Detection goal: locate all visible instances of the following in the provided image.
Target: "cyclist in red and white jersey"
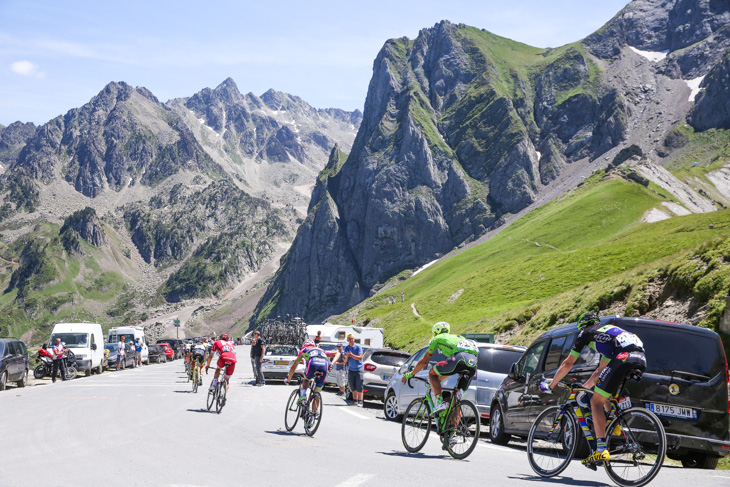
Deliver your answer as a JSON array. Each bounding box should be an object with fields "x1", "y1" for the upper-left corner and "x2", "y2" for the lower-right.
[{"x1": 205, "y1": 334, "x2": 237, "y2": 392}]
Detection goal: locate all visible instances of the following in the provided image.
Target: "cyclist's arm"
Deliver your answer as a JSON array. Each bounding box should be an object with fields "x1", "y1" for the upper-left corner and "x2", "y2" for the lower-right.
[
  {"x1": 549, "y1": 353, "x2": 578, "y2": 388},
  {"x1": 583, "y1": 356, "x2": 610, "y2": 389},
  {"x1": 410, "y1": 352, "x2": 431, "y2": 377},
  {"x1": 205, "y1": 348, "x2": 216, "y2": 369},
  {"x1": 286, "y1": 357, "x2": 302, "y2": 382}
]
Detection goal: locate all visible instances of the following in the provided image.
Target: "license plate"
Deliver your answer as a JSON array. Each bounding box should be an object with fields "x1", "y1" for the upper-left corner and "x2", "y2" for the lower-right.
[
  {"x1": 381, "y1": 373, "x2": 392, "y2": 381},
  {"x1": 618, "y1": 396, "x2": 632, "y2": 410},
  {"x1": 274, "y1": 361, "x2": 289, "y2": 365},
  {"x1": 645, "y1": 402, "x2": 697, "y2": 420}
]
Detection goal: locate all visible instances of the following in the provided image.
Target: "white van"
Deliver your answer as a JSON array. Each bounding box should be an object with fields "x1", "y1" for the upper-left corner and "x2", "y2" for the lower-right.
[
  {"x1": 107, "y1": 326, "x2": 149, "y2": 365},
  {"x1": 306, "y1": 323, "x2": 384, "y2": 348},
  {"x1": 50, "y1": 322, "x2": 105, "y2": 376}
]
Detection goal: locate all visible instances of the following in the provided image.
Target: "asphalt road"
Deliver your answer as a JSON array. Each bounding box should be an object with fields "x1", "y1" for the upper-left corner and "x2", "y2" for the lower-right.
[{"x1": 1, "y1": 348, "x2": 729, "y2": 487}]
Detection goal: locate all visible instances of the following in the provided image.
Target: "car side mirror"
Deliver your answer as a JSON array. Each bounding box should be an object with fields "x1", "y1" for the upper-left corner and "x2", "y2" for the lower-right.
[
  {"x1": 508, "y1": 362, "x2": 520, "y2": 380},
  {"x1": 91, "y1": 343, "x2": 97, "y2": 351}
]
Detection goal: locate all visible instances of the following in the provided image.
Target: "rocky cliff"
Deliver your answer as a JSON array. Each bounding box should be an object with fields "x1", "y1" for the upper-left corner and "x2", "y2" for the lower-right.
[{"x1": 252, "y1": 0, "x2": 730, "y2": 324}]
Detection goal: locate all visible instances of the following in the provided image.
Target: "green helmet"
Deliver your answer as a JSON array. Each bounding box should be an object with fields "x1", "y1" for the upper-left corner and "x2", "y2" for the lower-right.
[
  {"x1": 577, "y1": 311, "x2": 600, "y2": 330},
  {"x1": 432, "y1": 321, "x2": 450, "y2": 335}
]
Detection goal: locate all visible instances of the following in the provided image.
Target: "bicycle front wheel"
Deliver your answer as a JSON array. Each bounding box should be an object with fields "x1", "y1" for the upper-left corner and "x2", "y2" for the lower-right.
[
  {"x1": 402, "y1": 398, "x2": 432, "y2": 453},
  {"x1": 443, "y1": 399, "x2": 480, "y2": 460},
  {"x1": 605, "y1": 407, "x2": 666, "y2": 487},
  {"x1": 304, "y1": 391, "x2": 323, "y2": 437},
  {"x1": 206, "y1": 382, "x2": 216, "y2": 411},
  {"x1": 284, "y1": 389, "x2": 301, "y2": 431},
  {"x1": 216, "y1": 382, "x2": 227, "y2": 414},
  {"x1": 527, "y1": 406, "x2": 579, "y2": 477}
]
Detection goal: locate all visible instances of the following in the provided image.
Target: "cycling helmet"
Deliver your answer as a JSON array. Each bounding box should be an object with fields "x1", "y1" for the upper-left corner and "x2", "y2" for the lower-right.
[
  {"x1": 220, "y1": 333, "x2": 230, "y2": 341},
  {"x1": 576, "y1": 312, "x2": 600, "y2": 330},
  {"x1": 432, "y1": 321, "x2": 450, "y2": 335},
  {"x1": 302, "y1": 339, "x2": 315, "y2": 349}
]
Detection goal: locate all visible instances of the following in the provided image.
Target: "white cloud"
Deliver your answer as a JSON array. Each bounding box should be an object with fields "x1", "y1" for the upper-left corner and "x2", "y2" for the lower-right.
[{"x1": 10, "y1": 60, "x2": 44, "y2": 77}]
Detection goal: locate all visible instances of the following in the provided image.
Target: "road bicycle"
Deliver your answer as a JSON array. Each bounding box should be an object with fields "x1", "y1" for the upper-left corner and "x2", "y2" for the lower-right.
[
  {"x1": 206, "y1": 369, "x2": 229, "y2": 414},
  {"x1": 526, "y1": 368, "x2": 666, "y2": 487},
  {"x1": 191, "y1": 360, "x2": 202, "y2": 393},
  {"x1": 401, "y1": 371, "x2": 480, "y2": 460},
  {"x1": 284, "y1": 373, "x2": 324, "y2": 436}
]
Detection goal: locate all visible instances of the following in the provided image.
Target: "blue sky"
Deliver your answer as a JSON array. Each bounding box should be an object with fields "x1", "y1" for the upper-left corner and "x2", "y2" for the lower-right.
[{"x1": 0, "y1": 0, "x2": 630, "y2": 126}]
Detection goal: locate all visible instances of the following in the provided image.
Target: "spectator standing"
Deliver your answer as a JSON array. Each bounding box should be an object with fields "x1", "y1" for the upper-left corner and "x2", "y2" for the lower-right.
[
  {"x1": 250, "y1": 331, "x2": 266, "y2": 386},
  {"x1": 344, "y1": 334, "x2": 364, "y2": 407},
  {"x1": 116, "y1": 335, "x2": 126, "y2": 371},
  {"x1": 134, "y1": 338, "x2": 143, "y2": 367},
  {"x1": 314, "y1": 330, "x2": 322, "y2": 345},
  {"x1": 331, "y1": 343, "x2": 348, "y2": 396},
  {"x1": 401, "y1": 293, "x2": 404, "y2": 302},
  {"x1": 51, "y1": 337, "x2": 68, "y2": 383}
]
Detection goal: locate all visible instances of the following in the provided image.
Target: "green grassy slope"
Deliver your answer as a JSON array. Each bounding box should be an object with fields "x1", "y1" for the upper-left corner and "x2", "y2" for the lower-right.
[{"x1": 335, "y1": 172, "x2": 730, "y2": 354}]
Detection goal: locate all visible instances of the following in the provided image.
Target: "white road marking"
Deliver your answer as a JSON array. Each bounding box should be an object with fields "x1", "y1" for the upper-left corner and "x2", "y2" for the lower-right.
[
  {"x1": 340, "y1": 408, "x2": 369, "y2": 420},
  {"x1": 335, "y1": 474, "x2": 375, "y2": 487},
  {"x1": 477, "y1": 442, "x2": 518, "y2": 453}
]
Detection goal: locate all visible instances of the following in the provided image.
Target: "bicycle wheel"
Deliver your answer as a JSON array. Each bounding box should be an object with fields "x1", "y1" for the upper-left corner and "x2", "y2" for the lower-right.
[
  {"x1": 284, "y1": 389, "x2": 301, "y2": 431},
  {"x1": 192, "y1": 367, "x2": 199, "y2": 393},
  {"x1": 527, "y1": 406, "x2": 579, "y2": 477},
  {"x1": 401, "y1": 398, "x2": 432, "y2": 453},
  {"x1": 605, "y1": 407, "x2": 666, "y2": 487},
  {"x1": 65, "y1": 366, "x2": 77, "y2": 380},
  {"x1": 216, "y1": 381, "x2": 227, "y2": 414},
  {"x1": 304, "y1": 391, "x2": 323, "y2": 437},
  {"x1": 443, "y1": 399, "x2": 480, "y2": 460},
  {"x1": 206, "y1": 382, "x2": 217, "y2": 411}
]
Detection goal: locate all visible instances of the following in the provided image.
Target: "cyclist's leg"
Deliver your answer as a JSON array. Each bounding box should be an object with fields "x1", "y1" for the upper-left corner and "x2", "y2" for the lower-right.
[
  {"x1": 311, "y1": 368, "x2": 327, "y2": 412},
  {"x1": 223, "y1": 361, "x2": 235, "y2": 391},
  {"x1": 593, "y1": 353, "x2": 645, "y2": 439}
]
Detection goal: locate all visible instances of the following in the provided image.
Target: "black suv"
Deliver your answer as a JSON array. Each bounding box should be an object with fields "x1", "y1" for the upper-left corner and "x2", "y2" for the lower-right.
[
  {"x1": 490, "y1": 317, "x2": 730, "y2": 469},
  {"x1": 0, "y1": 338, "x2": 30, "y2": 390}
]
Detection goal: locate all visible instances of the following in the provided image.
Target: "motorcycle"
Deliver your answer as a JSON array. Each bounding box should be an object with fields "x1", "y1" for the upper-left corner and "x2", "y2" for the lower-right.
[{"x1": 34, "y1": 350, "x2": 78, "y2": 380}]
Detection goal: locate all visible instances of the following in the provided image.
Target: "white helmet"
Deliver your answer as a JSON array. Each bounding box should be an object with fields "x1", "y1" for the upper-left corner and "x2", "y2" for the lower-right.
[{"x1": 302, "y1": 339, "x2": 315, "y2": 349}]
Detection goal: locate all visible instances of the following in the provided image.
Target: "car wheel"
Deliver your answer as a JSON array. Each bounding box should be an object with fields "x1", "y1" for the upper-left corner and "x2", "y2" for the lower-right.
[
  {"x1": 681, "y1": 452, "x2": 719, "y2": 469},
  {"x1": 97, "y1": 363, "x2": 104, "y2": 375},
  {"x1": 0, "y1": 371, "x2": 7, "y2": 391},
  {"x1": 17, "y1": 369, "x2": 28, "y2": 388},
  {"x1": 489, "y1": 403, "x2": 511, "y2": 445},
  {"x1": 85, "y1": 367, "x2": 91, "y2": 377},
  {"x1": 383, "y1": 391, "x2": 401, "y2": 421}
]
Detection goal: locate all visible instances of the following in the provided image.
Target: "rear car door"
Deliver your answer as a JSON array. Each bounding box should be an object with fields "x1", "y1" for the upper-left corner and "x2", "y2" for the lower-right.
[
  {"x1": 399, "y1": 347, "x2": 428, "y2": 407},
  {"x1": 6, "y1": 342, "x2": 20, "y2": 380}
]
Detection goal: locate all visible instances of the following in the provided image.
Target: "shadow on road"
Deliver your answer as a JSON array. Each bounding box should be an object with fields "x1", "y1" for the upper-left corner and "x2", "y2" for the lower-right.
[
  {"x1": 507, "y1": 474, "x2": 606, "y2": 486},
  {"x1": 174, "y1": 390, "x2": 194, "y2": 393},
  {"x1": 265, "y1": 430, "x2": 306, "y2": 437},
  {"x1": 377, "y1": 450, "x2": 454, "y2": 460},
  {"x1": 186, "y1": 408, "x2": 213, "y2": 414}
]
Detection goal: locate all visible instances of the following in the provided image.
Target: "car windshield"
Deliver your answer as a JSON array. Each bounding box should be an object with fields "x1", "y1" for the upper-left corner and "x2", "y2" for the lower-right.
[
  {"x1": 318, "y1": 343, "x2": 337, "y2": 351},
  {"x1": 478, "y1": 348, "x2": 525, "y2": 374},
  {"x1": 51, "y1": 333, "x2": 88, "y2": 348},
  {"x1": 266, "y1": 346, "x2": 297, "y2": 356},
  {"x1": 371, "y1": 351, "x2": 409, "y2": 367}
]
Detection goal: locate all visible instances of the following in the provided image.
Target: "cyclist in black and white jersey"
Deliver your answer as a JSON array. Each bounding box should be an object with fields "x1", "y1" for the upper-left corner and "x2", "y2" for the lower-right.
[{"x1": 539, "y1": 312, "x2": 646, "y2": 466}]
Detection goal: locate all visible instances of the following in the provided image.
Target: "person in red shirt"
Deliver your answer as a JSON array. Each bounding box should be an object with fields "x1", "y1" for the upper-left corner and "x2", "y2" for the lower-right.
[{"x1": 205, "y1": 333, "x2": 237, "y2": 392}]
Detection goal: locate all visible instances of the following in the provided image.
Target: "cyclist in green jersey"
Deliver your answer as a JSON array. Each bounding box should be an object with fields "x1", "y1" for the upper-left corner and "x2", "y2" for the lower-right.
[{"x1": 401, "y1": 322, "x2": 478, "y2": 413}]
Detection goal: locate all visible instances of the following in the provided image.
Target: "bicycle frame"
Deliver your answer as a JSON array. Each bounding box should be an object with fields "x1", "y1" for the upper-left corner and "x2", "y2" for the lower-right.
[{"x1": 409, "y1": 376, "x2": 463, "y2": 434}]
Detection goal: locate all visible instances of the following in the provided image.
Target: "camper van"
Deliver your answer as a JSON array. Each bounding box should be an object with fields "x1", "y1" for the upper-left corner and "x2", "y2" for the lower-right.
[
  {"x1": 107, "y1": 326, "x2": 149, "y2": 365},
  {"x1": 50, "y1": 322, "x2": 105, "y2": 376},
  {"x1": 306, "y1": 323, "x2": 384, "y2": 348}
]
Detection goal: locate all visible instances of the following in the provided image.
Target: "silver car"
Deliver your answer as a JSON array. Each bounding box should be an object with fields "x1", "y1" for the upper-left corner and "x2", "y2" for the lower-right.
[
  {"x1": 361, "y1": 348, "x2": 410, "y2": 400},
  {"x1": 382, "y1": 343, "x2": 525, "y2": 422},
  {"x1": 260, "y1": 344, "x2": 304, "y2": 382}
]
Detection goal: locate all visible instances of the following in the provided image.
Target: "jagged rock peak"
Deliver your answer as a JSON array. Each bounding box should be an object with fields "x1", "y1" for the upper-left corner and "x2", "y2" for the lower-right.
[{"x1": 60, "y1": 207, "x2": 108, "y2": 248}]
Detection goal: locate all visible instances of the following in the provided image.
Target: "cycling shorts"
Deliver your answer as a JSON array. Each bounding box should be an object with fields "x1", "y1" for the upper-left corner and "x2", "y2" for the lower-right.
[
  {"x1": 305, "y1": 358, "x2": 328, "y2": 390},
  {"x1": 192, "y1": 352, "x2": 205, "y2": 365},
  {"x1": 432, "y1": 351, "x2": 477, "y2": 391},
  {"x1": 595, "y1": 351, "x2": 646, "y2": 398},
  {"x1": 217, "y1": 352, "x2": 237, "y2": 377}
]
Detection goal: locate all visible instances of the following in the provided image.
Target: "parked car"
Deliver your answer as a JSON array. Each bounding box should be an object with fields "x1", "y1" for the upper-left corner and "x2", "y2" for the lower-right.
[
  {"x1": 361, "y1": 348, "x2": 410, "y2": 401},
  {"x1": 156, "y1": 339, "x2": 182, "y2": 359},
  {"x1": 261, "y1": 344, "x2": 304, "y2": 382},
  {"x1": 0, "y1": 338, "x2": 29, "y2": 390},
  {"x1": 148, "y1": 344, "x2": 167, "y2": 363},
  {"x1": 490, "y1": 316, "x2": 730, "y2": 469},
  {"x1": 105, "y1": 342, "x2": 135, "y2": 370},
  {"x1": 156, "y1": 342, "x2": 174, "y2": 361}
]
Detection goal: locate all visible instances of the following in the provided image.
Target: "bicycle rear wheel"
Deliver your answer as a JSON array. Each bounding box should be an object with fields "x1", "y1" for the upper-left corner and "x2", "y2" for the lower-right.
[
  {"x1": 284, "y1": 389, "x2": 301, "y2": 431},
  {"x1": 192, "y1": 367, "x2": 199, "y2": 393},
  {"x1": 443, "y1": 399, "x2": 480, "y2": 459},
  {"x1": 402, "y1": 398, "x2": 432, "y2": 453},
  {"x1": 206, "y1": 382, "x2": 216, "y2": 411},
  {"x1": 304, "y1": 391, "x2": 323, "y2": 437},
  {"x1": 605, "y1": 407, "x2": 666, "y2": 487},
  {"x1": 527, "y1": 406, "x2": 579, "y2": 477},
  {"x1": 216, "y1": 381, "x2": 227, "y2": 413}
]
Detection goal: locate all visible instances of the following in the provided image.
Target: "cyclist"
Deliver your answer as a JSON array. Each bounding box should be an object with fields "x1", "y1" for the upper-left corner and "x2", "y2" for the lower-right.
[
  {"x1": 184, "y1": 340, "x2": 193, "y2": 377},
  {"x1": 539, "y1": 312, "x2": 646, "y2": 466},
  {"x1": 285, "y1": 339, "x2": 328, "y2": 413},
  {"x1": 205, "y1": 333, "x2": 237, "y2": 392},
  {"x1": 190, "y1": 340, "x2": 207, "y2": 377},
  {"x1": 401, "y1": 322, "x2": 478, "y2": 414}
]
